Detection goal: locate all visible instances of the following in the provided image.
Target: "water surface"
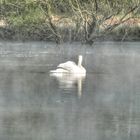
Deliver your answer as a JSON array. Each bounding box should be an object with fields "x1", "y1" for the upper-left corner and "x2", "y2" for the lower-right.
[{"x1": 0, "y1": 41, "x2": 140, "y2": 140}]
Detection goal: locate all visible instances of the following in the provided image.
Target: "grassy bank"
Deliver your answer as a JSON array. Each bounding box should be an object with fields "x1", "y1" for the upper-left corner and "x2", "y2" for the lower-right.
[
  {"x1": 0, "y1": 23, "x2": 139, "y2": 42},
  {"x1": 0, "y1": 0, "x2": 140, "y2": 43}
]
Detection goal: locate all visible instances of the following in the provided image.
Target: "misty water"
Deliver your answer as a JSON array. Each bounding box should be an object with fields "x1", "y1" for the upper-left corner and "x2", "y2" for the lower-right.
[{"x1": 0, "y1": 41, "x2": 140, "y2": 140}]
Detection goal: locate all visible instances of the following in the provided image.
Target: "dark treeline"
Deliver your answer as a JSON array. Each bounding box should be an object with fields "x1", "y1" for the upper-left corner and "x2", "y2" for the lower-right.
[{"x1": 0, "y1": 0, "x2": 140, "y2": 44}]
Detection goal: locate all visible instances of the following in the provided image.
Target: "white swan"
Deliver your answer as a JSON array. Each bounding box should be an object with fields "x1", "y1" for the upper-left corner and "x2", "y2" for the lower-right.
[{"x1": 50, "y1": 55, "x2": 86, "y2": 75}]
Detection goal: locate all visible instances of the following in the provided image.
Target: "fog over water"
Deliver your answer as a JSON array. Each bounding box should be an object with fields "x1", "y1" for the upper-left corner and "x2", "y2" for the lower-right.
[{"x1": 0, "y1": 41, "x2": 140, "y2": 140}]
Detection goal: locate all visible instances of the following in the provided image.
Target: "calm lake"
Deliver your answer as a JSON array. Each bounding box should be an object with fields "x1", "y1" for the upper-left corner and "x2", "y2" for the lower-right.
[{"x1": 0, "y1": 41, "x2": 140, "y2": 140}]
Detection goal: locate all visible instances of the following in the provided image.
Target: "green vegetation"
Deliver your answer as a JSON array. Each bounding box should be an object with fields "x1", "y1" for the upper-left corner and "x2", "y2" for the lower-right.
[{"x1": 0, "y1": 0, "x2": 140, "y2": 44}]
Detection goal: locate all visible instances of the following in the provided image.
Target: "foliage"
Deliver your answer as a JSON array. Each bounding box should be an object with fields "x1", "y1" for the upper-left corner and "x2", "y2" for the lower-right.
[{"x1": 0, "y1": 0, "x2": 139, "y2": 43}]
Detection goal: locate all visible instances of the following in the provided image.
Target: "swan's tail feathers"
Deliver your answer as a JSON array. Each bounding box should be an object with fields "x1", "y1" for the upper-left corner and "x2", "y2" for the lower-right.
[
  {"x1": 50, "y1": 69, "x2": 59, "y2": 73},
  {"x1": 50, "y1": 68, "x2": 69, "y2": 73}
]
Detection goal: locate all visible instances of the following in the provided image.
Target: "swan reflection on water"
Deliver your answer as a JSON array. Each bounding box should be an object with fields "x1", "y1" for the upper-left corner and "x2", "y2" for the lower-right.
[
  {"x1": 50, "y1": 73, "x2": 86, "y2": 97},
  {"x1": 50, "y1": 55, "x2": 86, "y2": 97}
]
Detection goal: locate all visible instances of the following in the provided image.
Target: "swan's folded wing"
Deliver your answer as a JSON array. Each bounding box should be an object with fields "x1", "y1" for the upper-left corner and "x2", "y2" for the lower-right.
[{"x1": 57, "y1": 61, "x2": 77, "y2": 72}]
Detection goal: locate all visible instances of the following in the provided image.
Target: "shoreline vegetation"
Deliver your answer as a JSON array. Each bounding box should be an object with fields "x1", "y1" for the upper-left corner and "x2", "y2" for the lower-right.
[{"x1": 0, "y1": 0, "x2": 140, "y2": 44}]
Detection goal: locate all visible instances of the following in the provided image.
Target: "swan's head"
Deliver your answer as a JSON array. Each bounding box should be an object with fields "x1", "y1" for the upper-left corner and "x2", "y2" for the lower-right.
[{"x1": 78, "y1": 55, "x2": 83, "y2": 66}]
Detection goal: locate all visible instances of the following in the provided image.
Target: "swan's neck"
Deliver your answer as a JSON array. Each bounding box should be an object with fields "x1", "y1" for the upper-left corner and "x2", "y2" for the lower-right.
[{"x1": 78, "y1": 55, "x2": 83, "y2": 66}]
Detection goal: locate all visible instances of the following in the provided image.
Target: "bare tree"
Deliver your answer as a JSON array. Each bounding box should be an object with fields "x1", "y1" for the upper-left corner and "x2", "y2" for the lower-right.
[
  {"x1": 38, "y1": 0, "x2": 62, "y2": 43},
  {"x1": 69, "y1": 0, "x2": 139, "y2": 44},
  {"x1": 1, "y1": 0, "x2": 139, "y2": 43}
]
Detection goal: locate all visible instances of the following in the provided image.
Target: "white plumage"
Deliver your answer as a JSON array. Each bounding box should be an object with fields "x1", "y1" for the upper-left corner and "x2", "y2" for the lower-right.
[{"x1": 50, "y1": 55, "x2": 86, "y2": 75}]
